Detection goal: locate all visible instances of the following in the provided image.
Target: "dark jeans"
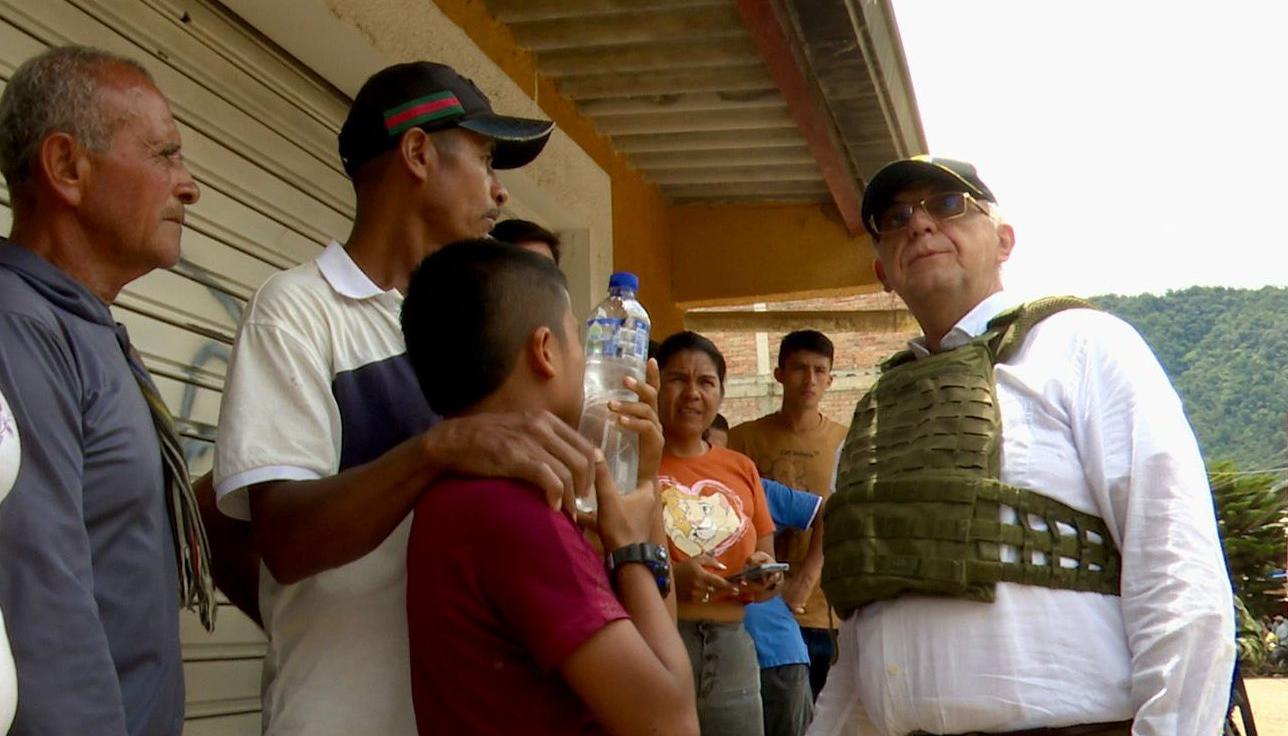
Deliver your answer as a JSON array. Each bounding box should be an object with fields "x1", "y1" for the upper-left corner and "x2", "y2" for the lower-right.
[
  {"x1": 800, "y1": 627, "x2": 835, "y2": 700},
  {"x1": 679, "y1": 620, "x2": 765, "y2": 736},
  {"x1": 760, "y1": 663, "x2": 813, "y2": 736}
]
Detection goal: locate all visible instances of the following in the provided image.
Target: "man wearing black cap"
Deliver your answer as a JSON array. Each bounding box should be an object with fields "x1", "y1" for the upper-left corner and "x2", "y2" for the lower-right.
[
  {"x1": 809, "y1": 157, "x2": 1234, "y2": 735},
  {"x1": 213, "y1": 62, "x2": 596, "y2": 736}
]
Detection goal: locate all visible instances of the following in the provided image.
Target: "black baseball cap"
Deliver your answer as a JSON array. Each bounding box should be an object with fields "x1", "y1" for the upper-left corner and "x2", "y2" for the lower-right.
[
  {"x1": 861, "y1": 156, "x2": 997, "y2": 236},
  {"x1": 338, "y1": 61, "x2": 555, "y2": 177}
]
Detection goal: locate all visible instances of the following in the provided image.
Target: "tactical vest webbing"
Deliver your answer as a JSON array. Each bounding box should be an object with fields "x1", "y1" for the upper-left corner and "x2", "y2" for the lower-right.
[{"x1": 821, "y1": 297, "x2": 1122, "y2": 619}]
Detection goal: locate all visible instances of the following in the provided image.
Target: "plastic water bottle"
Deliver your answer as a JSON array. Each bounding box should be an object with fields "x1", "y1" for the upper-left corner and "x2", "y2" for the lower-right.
[{"x1": 577, "y1": 272, "x2": 650, "y2": 514}]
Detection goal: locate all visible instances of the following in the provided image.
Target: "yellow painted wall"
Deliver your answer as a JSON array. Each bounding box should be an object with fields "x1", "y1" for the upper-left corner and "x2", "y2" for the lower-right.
[
  {"x1": 429, "y1": 0, "x2": 684, "y2": 336},
  {"x1": 668, "y1": 203, "x2": 879, "y2": 307}
]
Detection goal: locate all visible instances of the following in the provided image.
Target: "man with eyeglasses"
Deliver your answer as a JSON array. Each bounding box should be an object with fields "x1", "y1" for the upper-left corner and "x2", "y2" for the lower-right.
[{"x1": 809, "y1": 157, "x2": 1234, "y2": 736}]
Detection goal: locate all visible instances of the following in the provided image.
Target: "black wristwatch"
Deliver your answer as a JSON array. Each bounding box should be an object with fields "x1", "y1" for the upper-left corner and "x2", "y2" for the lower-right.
[{"x1": 607, "y1": 542, "x2": 671, "y2": 598}]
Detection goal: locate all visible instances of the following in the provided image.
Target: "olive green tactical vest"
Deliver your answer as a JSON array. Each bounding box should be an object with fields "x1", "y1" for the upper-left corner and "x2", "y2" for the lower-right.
[{"x1": 821, "y1": 297, "x2": 1122, "y2": 620}]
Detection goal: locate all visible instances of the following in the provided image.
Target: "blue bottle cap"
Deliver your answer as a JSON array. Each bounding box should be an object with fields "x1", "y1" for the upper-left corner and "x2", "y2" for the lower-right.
[{"x1": 608, "y1": 272, "x2": 639, "y2": 291}]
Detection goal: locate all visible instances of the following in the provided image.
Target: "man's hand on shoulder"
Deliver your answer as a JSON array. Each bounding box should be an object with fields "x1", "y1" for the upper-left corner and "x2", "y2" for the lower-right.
[{"x1": 424, "y1": 411, "x2": 596, "y2": 516}]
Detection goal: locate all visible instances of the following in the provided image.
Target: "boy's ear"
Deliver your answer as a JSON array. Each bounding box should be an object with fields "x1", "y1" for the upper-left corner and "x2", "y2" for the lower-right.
[{"x1": 529, "y1": 326, "x2": 559, "y2": 380}]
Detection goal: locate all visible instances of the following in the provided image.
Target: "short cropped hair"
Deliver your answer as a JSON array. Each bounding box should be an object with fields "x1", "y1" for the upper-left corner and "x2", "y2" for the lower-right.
[
  {"x1": 401, "y1": 239, "x2": 570, "y2": 417},
  {"x1": 710, "y1": 413, "x2": 730, "y2": 432},
  {"x1": 490, "y1": 219, "x2": 562, "y2": 264},
  {"x1": 351, "y1": 127, "x2": 463, "y2": 194},
  {"x1": 0, "y1": 45, "x2": 151, "y2": 197},
  {"x1": 654, "y1": 331, "x2": 726, "y2": 388},
  {"x1": 777, "y1": 330, "x2": 834, "y2": 368}
]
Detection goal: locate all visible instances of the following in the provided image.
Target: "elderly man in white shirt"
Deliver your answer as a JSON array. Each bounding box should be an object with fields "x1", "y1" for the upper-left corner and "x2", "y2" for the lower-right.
[{"x1": 809, "y1": 157, "x2": 1234, "y2": 736}]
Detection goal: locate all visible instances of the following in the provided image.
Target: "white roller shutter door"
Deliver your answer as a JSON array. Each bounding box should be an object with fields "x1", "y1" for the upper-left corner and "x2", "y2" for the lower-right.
[{"x1": 1, "y1": 1, "x2": 355, "y2": 732}]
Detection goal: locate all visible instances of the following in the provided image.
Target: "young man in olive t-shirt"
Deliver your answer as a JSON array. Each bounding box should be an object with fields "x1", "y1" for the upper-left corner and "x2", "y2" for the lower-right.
[{"x1": 728, "y1": 330, "x2": 847, "y2": 701}]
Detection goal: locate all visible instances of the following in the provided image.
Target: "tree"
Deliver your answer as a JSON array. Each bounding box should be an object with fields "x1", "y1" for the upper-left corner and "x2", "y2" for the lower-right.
[
  {"x1": 1094, "y1": 286, "x2": 1288, "y2": 469},
  {"x1": 1211, "y1": 461, "x2": 1288, "y2": 623}
]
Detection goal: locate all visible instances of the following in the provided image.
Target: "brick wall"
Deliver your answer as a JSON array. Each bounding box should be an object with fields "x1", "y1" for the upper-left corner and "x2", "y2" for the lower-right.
[{"x1": 676, "y1": 293, "x2": 920, "y2": 428}]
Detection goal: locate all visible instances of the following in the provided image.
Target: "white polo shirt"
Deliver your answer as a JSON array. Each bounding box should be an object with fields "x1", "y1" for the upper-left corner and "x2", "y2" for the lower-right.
[{"x1": 215, "y1": 241, "x2": 436, "y2": 736}]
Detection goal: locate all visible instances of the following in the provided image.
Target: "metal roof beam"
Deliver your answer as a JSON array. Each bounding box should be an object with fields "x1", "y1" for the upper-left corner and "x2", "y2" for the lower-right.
[
  {"x1": 507, "y1": 5, "x2": 744, "y2": 51},
  {"x1": 842, "y1": 0, "x2": 928, "y2": 161},
  {"x1": 577, "y1": 90, "x2": 784, "y2": 116},
  {"x1": 735, "y1": 0, "x2": 864, "y2": 234},
  {"x1": 630, "y1": 146, "x2": 815, "y2": 169},
  {"x1": 662, "y1": 180, "x2": 829, "y2": 199},
  {"x1": 536, "y1": 38, "x2": 759, "y2": 75},
  {"x1": 612, "y1": 127, "x2": 802, "y2": 153},
  {"x1": 650, "y1": 164, "x2": 821, "y2": 185},
  {"x1": 593, "y1": 106, "x2": 794, "y2": 135},
  {"x1": 557, "y1": 65, "x2": 771, "y2": 99},
  {"x1": 489, "y1": 0, "x2": 728, "y2": 23}
]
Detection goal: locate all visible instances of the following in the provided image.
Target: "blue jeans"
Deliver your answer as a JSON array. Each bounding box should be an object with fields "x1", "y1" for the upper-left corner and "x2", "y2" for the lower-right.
[{"x1": 679, "y1": 620, "x2": 765, "y2": 736}]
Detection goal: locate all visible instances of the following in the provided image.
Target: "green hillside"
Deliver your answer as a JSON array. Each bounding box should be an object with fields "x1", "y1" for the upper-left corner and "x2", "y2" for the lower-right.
[{"x1": 1093, "y1": 286, "x2": 1288, "y2": 470}]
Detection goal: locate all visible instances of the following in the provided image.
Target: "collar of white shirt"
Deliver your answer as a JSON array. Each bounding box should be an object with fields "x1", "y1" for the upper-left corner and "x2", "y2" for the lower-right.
[
  {"x1": 316, "y1": 240, "x2": 388, "y2": 300},
  {"x1": 907, "y1": 290, "x2": 1025, "y2": 359}
]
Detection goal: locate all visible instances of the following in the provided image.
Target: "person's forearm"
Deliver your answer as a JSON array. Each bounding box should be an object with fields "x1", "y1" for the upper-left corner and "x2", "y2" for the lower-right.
[
  {"x1": 195, "y1": 473, "x2": 262, "y2": 626},
  {"x1": 617, "y1": 565, "x2": 694, "y2": 707},
  {"x1": 1121, "y1": 485, "x2": 1235, "y2": 735},
  {"x1": 250, "y1": 430, "x2": 437, "y2": 584},
  {"x1": 800, "y1": 514, "x2": 825, "y2": 581},
  {"x1": 1125, "y1": 583, "x2": 1233, "y2": 734}
]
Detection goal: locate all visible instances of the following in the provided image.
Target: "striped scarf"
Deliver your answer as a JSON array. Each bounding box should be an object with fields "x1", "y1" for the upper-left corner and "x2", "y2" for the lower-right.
[{"x1": 117, "y1": 330, "x2": 217, "y2": 631}]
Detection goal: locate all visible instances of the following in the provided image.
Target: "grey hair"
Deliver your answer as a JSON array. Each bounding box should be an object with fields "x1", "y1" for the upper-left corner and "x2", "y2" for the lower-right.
[
  {"x1": 0, "y1": 45, "x2": 152, "y2": 194},
  {"x1": 978, "y1": 199, "x2": 1006, "y2": 226}
]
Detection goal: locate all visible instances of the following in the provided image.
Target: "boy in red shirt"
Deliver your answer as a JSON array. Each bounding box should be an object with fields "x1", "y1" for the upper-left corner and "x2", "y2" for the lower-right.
[{"x1": 399, "y1": 240, "x2": 698, "y2": 736}]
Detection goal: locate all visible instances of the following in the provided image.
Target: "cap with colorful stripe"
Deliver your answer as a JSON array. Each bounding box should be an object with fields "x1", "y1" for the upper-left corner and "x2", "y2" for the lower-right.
[
  {"x1": 384, "y1": 91, "x2": 467, "y2": 136},
  {"x1": 339, "y1": 61, "x2": 555, "y2": 176}
]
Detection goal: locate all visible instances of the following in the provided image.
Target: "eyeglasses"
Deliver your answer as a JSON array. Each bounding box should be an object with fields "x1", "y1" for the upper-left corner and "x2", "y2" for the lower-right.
[{"x1": 869, "y1": 191, "x2": 989, "y2": 236}]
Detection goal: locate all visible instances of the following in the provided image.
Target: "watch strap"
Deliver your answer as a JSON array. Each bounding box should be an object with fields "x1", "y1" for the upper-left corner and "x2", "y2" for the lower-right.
[{"x1": 607, "y1": 542, "x2": 671, "y2": 597}]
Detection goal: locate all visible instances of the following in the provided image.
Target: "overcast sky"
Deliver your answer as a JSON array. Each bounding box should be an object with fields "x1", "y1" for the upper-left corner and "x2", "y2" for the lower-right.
[{"x1": 890, "y1": 0, "x2": 1288, "y2": 299}]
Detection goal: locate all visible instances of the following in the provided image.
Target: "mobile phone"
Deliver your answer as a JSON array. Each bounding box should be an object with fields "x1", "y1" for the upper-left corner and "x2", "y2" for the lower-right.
[{"x1": 727, "y1": 562, "x2": 789, "y2": 583}]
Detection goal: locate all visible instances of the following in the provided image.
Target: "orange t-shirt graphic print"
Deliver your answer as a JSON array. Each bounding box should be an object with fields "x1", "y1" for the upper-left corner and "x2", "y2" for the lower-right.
[
  {"x1": 660, "y1": 477, "x2": 750, "y2": 559},
  {"x1": 658, "y1": 445, "x2": 774, "y2": 577}
]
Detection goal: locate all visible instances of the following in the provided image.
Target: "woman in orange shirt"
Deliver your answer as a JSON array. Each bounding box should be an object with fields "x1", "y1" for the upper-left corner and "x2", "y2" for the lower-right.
[{"x1": 654, "y1": 331, "x2": 782, "y2": 735}]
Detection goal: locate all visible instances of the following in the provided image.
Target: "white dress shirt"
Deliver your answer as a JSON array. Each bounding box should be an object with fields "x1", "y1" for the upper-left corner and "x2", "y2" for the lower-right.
[{"x1": 809, "y1": 291, "x2": 1235, "y2": 736}]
